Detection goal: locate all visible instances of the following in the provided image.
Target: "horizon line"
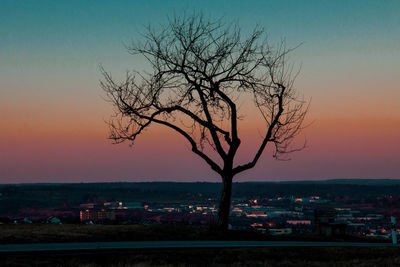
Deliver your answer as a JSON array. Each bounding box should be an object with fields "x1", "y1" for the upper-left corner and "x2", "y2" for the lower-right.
[{"x1": 1, "y1": 177, "x2": 400, "y2": 185}]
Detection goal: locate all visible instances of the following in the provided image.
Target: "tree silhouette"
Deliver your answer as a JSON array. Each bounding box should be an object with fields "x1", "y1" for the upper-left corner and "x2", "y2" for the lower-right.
[{"x1": 101, "y1": 14, "x2": 308, "y2": 229}]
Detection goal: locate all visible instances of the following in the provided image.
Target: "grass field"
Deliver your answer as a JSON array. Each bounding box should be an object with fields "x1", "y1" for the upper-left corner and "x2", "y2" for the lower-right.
[
  {"x1": 0, "y1": 224, "x2": 388, "y2": 244},
  {"x1": 0, "y1": 224, "x2": 209, "y2": 244}
]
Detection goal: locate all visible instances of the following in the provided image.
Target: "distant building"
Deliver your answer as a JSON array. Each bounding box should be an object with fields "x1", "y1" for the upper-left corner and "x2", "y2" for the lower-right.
[
  {"x1": 287, "y1": 220, "x2": 311, "y2": 225},
  {"x1": 46, "y1": 216, "x2": 61, "y2": 224},
  {"x1": 14, "y1": 218, "x2": 32, "y2": 224},
  {"x1": 269, "y1": 228, "x2": 292, "y2": 235},
  {"x1": 314, "y1": 208, "x2": 347, "y2": 236},
  {"x1": 80, "y1": 209, "x2": 115, "y2": 222}
]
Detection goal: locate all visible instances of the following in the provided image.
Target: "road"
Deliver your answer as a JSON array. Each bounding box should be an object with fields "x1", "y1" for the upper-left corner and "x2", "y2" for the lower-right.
[{"x1": 0, "y1": 241, "x2": 398, "y2": 252}]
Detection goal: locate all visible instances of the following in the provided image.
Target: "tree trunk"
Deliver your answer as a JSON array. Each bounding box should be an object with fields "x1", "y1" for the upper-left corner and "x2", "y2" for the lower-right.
[{"x1": 217, "y1": 173, "x2": 233, "y2": 230}]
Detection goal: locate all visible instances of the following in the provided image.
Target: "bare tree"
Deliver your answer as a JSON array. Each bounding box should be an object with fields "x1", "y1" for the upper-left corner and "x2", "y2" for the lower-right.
[{"x1": 101, "y1": 14, "x2": 308, "y2": 230}]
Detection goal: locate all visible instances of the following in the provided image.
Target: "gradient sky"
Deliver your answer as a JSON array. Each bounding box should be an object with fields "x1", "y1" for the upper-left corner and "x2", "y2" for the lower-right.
[{"x1": 1, "y1": 0, "x2": 399, "y2": 183}]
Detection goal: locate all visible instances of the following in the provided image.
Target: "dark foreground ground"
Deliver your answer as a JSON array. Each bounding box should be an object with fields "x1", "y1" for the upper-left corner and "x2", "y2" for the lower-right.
[
  {"x1": 0, "y1": 225, "x2": 395, "y2": 266},
  {"x1": 2, "y1": 247, "x2": 400, "y2": 266}
]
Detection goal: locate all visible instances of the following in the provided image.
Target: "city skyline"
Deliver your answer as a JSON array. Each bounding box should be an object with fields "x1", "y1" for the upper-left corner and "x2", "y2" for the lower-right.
[{"x1": 1, "y1": 0, "x2": 400, "y2": 183}]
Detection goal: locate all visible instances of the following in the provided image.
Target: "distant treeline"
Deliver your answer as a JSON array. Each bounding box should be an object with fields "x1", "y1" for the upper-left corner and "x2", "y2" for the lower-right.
[{"x1": 1, "y1": 180, "x2": 400, "y2": 202}]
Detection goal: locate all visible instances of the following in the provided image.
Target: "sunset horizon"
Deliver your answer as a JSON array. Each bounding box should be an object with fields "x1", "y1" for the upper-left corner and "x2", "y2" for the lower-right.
[{"x1": 2, "y1": 0, "x2": 399, "y2": 184}]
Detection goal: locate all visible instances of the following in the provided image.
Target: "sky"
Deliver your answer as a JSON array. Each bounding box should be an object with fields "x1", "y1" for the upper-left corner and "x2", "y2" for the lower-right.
[{"x1": 1, "y1": 0, "x2": 399, "y2": 183}]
